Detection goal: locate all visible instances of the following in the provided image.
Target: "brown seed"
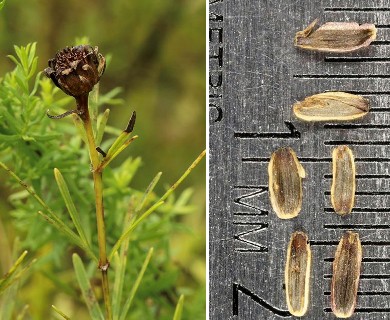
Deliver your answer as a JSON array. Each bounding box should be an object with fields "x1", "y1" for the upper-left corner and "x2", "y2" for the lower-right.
[
  {"x1": 293, "y1": 92, "x2": 369, "y2": 122},
  {"x1": 331, "y1": 231, "x2": 362, "y2": 318},
  {"x1": 285, "y1": 231, "x2": 311, "y2": 317},
  {"x1": 331, "y1": 146, "x2": 355, "y2": 215},
  {"x1": 268, "y1": 147, "x2": 305, "y2": 219},
  {"x1": 295, "y1": 19, "x2": 377, "y2": 52}
]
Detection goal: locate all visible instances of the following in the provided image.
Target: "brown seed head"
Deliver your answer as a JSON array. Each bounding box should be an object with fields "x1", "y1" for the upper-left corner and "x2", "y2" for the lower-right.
[{"x1": 44, "y1": 45, "x2": 106, "y2": 98}]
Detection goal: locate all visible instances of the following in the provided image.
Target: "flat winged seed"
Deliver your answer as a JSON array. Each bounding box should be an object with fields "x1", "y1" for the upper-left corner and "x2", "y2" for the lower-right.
[
  {"x1": 331, "y1": 146, "x2": 355, "y2": 215},
  {"x1": 268, "y1": 147, "x2": 305, "y2": 219},
  {"x1": 293, "y1": 92, "x2": 369, "y2": 122},
  {"x1": 331, "y1": 232, "x2": 362, "y2": 318},
  {"x1": 285, "y1": 231, "x2": 311, "y2": 317},
  {"x1": 295, "y1": 20, "x2": 377, "y2": 52}
]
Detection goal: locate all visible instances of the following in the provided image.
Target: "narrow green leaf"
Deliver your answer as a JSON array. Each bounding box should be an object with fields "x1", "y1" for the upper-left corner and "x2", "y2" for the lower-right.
[
  {"x1": 97, "y1": 87, "x2": 123, "y2": 107},
  {"x1": 112, "y1": 197, "x2": 138, "y2": 320},
  {"x1": 54, "y1": 168, "x2": 89, "y2": 246},
  {"x1": 0, "y1": 134, "x2": 20, "y2": 142},
  {"x1": 72, "y1": 114, "x2": 88, "y2": 144},
  {"x1": 89, "y1": 84, "x2": 99, "y2": 134},
  {"x1": 110, "y1": 150, "x2": 205, "y2": 259},
  {"x1": 16, "y1": 305, "x2": 29, "y2": 320},
  {"x1": 96, "y1": 108, "x2": 110, "y2": 146},
  {"x1": 72, "y1": 254, "x2": 104, "y2": 320},
  {"x1": 0, "y1": 161, "x2": 96, "y2": 261},
  {"x1": 0, "y1": 0, "x2": 5, "y2": 10},
  {"x1": 2, "y1": 109, "x2": 24, "y2": 132},
  {"x1": 7, "y1": 55, "x2": 19, "y2": 67},
  {"x1": 137, "y1": 172, "x2": 162, "y2": 211},
  {"x1": 0, "y1": 250, "x2": 27, "y2": 294},
  {"x1": 119, "y1": 248, "x2": 154, "y2": 320},
  {"x1": 99, "y1": 136, "x2": 138, "y2": 170},
  {"x1": 31, "y1": 133, "x2": 63, "y2": 141},
  {"x1": 28, "y1": 43, "x2": 36, "y2": 66},
  {"x1": 109, "y1": 201, "x2": 164, "y2": 260},
  {"x1": 0, "y1": 255, "x2": 36, "y2": 295},
  {"x1": 106, "y1": 131, "x2": 131, "y2": 158},
  {"x1": 52, "y1": 305, "x2": 71, "y2": 320},
  {"x1": 159, "y1": 150, "x2": 206, "y2": 203},
  {"x1": 173, "y1": 295, "x2": 185, "y2": 320},
  {"x1": 37, "y1": 211, "x2": 95, "y2": 262},
  {"x1": 0, "y1": 285, "x2": 17, "y2": 320},
  {"x1": 111, "y1": 253, "x2": 123, "y2": 320}
]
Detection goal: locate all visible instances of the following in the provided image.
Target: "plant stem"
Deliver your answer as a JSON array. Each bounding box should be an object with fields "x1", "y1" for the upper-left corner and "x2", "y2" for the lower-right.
[{"x1": 77, "y1": 95, "x2": 112, "y2": 320}]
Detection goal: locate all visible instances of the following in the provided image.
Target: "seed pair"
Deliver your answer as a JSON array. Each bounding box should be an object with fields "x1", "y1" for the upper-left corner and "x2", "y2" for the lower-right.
[
  {"x1": 285, "y1": 231, "x2": 362, "y2": 318},
  {"x1": 268, "y1": 146, "x2": 355, "y2": 218}
]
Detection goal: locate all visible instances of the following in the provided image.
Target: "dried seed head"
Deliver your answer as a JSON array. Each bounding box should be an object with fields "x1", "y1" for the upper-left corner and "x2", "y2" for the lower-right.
[
  {"x1": 293, "y1": 92, "x2": 369, "y2": 122},
  {"x1": 295, "y1": 20, "x2": 377, "y2": 52},
  {"x1": 268, "y1": 147, "x2": 305, "y2": 219},
  {"x1": 331, "y1": 231, "x2": 362, "y2": 318},
  {"x1": 331, "y1": 146, "x2": 355, "y2": 215},
  {"x1": 285, "y1": 231, "x2": 311, "y2": 317},
  {"x1": 44, "y1": 45, "x2": 106, "y2": 98}
]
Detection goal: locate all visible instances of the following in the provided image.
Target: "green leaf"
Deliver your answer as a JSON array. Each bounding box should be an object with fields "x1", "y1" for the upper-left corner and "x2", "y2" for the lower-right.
[
  {"x1": 159, "y1": 150, "x2": 205, "y2": 203},
  {"x1": 0, "y1": 134, "x2": 20, "y2": 142},
  {"x1": 99, "y1": 136, "x2": 138, "y2": 170},
  {"x1": 72, "y1": 254, "x2": 104, "y2": 320},
  {"x1": 119, "y1": 248, "x2": 154, "y2": 320},
  {"x1": 0, "y1": 250, "x2": 27, "y2": 294},
  {"x1": 105, "y1": 131, "x2": 132, "y2": 159},
  {"x1": 72, "y1": 114, "x2": 88, "y2": 144},
  {"x1": 16, "y1": 305, "x2": 29, "y2": 320},
  {"x1": 109, "y1": 201, "x2": 164, "y2": 260},
  {"x1": 52, "y1": 305, "x2": 71, "y2": 320},
  {"x1": 0, "y1": 0, "x2": 5, "y2": 10},
  {"x1": 111, "y1": 252, "x2": 124, "y2": 320},
  {"x1": 97, "y1": 87, "x2": 123, "y2": 106},
  {"x1": 173, "y1": 295, "x2": 185, "y2": 320},
  {"x1": 109, "y1": 150, "x2": 205, "y2": 259},
  {"x1": 0, "y1": 161, "x2": 97, "y2": 262},
  {"x1": 54, "y1": 168, "x2": 90, "y2": 247},
  {"x1": 0, "y1": 251, "x2": 36, "y2": 295},
  {"x1": 112, "y1": 197, "x2": 137, "y2": 320},
  {"x1": 135, "y1": 172, "x2": 162, "y2": 213},
  {"x1": 96, "y1": 108, "x2": 110, "y2": 146}
]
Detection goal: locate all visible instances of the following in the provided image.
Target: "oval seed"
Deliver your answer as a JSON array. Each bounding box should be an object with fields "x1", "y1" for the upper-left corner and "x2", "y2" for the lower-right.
[
  {"x1": 295, "y1": 20, "x2": 377, "y2": 52},
  {"x1": 331, "y1": 146, "x2": 355, "y2": 215},
  {"x1": 268, "y1": 147, "x2": 305, "y2": 219},
  {"x1": 331, "y1": 231, "x2": 362, "y2": 318},
  {"x1": 293, "y1": 92, "x2": 369, "y2": 122},
  {"x1": 285, "y1": 231, "x2": 311, "y2": 317}
]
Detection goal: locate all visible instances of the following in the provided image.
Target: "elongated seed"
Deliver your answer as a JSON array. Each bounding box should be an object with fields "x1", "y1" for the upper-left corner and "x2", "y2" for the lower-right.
[
  {"x1": 331, "y1": 232, "x2": 362, "y2": 318},
  {"x1": 295, "y1": 20, "x2": 377, "y2": 52},
  {"x1": 285, "y1": 231, "x2": 311, "y2": 317},
  {"x1": 331, "y1": 146, "x2": 355, "y2": 215},
  {"x1": 268, "y1": 147, "x2": 305, "y2": 219},
  {"x1": 293, "y1": 92, "x2": 369, "y2": 122}
]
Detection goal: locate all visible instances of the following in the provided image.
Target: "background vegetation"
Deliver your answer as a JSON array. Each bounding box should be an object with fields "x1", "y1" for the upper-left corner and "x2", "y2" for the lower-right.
[{"x1": 0, "y1": 1, "x2": 205, "y2": 319}]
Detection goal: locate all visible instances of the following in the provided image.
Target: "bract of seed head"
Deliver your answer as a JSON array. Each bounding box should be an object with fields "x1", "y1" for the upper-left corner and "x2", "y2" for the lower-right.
[{"x1": 44, "y1": 45, "x2": 106, "y2": 97}]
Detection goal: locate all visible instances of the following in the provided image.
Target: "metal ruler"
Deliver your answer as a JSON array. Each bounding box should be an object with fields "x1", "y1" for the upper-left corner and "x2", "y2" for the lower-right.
[{"x1": 209, "y1": 0, "x2": 390, "y2": 319}]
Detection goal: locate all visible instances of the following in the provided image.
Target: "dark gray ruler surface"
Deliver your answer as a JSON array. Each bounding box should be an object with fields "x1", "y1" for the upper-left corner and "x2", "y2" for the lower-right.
[{"x1": 209, "y1": 0, "x2": 390, "y2": 319}]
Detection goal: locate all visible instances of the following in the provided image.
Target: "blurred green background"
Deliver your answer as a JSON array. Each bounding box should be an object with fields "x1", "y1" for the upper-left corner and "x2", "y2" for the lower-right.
[{"x1": 0, "y1": 0, "x2": 205, "y2": 318}]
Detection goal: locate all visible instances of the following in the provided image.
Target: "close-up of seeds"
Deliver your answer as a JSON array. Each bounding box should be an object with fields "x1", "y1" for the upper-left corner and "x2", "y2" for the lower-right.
[
  {"x1": 295, "y1": 20, "x2": 377, "y2": 52},
  {"x1": 331, "y1": 146, "x2": 356, "y2": 215},
  {"x1": 331, "y1": 231, "x2": 362, "y2": 319},
  {"x1": 268, "y1": 147, "x2": 305, "y2": 219},
  {"x1": 293, "y1": 92, "x2": 369, "y2": 122},
  {"x1": 285, "y1": 231, "x2": 311, "y2": 317}
]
